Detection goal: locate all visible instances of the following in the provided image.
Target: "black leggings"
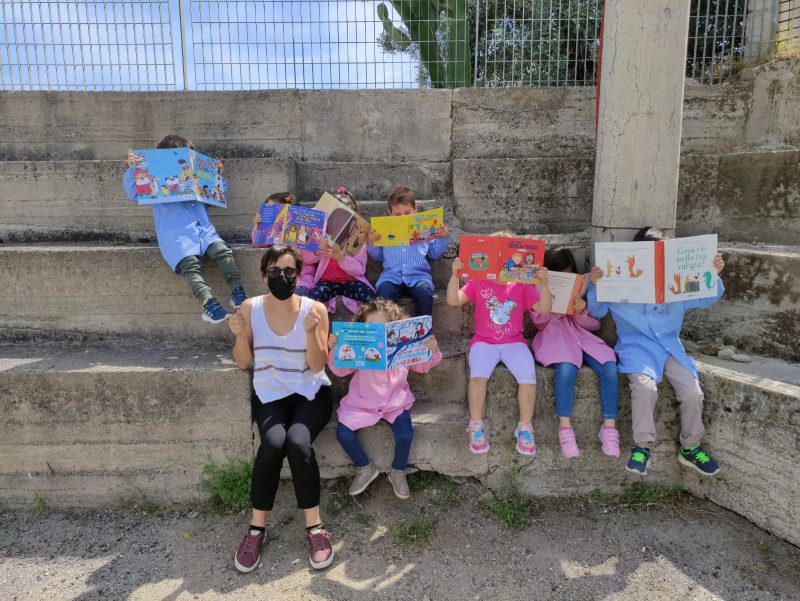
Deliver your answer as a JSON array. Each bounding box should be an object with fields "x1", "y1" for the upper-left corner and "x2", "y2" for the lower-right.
[{"x1": 250, "y1": 387, "x2": 333, "y2": 511}]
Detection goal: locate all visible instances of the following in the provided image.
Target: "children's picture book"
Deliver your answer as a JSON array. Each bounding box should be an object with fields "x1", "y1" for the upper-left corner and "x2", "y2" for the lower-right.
[
  {"x1": 458, "y1": 235, "x2": 546, "y2": 285},
  {"x1": 547, "y1": 271, "x2": 587, "y2": 315},
  {"x1": 595, "y1": 234, "x2": 718, "y2": 304},
  {"x1": 370, "y1": 208, "x2": 445, "y2": 246},
  {"x1": 253, "y1": 204, "x2": 325, "y2": 251},
  {"x1": 131, "y1": 148, "x2": 226, "y2": 208},
  {"x1": 332, "y1": 316, "x2": 433, "y2": 371},
  {"x1": 314, "y1": 192, "x2": 371, "y2": 256}
]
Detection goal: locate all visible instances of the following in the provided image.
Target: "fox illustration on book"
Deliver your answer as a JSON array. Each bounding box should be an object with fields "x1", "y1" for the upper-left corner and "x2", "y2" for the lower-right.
[
  {"x1": 669, "y1": 273, "x2": 702, "y2": 294},
  {"x1": 669, "y1": 273, "x2": 682, "y2": 294},
  {"x1": 625, "y1": 255, "x2": 643, "y2": 278}
]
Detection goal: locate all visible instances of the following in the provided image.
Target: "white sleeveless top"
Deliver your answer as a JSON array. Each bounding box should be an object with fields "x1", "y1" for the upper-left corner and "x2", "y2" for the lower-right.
[{"x1": 251, "y1": 295, "x2": 331, "y2": 404}]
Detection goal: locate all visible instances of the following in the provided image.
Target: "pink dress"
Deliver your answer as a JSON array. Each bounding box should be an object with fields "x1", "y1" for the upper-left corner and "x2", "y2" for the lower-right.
[
  {"x1": 298, "y1": 246, "x2": 375, "y2": 313},
  {"x1": 328, "y1": 350, "x2": 443, "y2": 430},
  {"x1": 531, "y1": 309, "x2": 616, "y2": 367}
]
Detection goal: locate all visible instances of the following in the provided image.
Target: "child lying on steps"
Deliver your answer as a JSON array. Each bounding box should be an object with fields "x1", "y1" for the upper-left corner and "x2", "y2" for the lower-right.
[{"x1": 328, "y1": 298, "x2": 442, "y2": 499}]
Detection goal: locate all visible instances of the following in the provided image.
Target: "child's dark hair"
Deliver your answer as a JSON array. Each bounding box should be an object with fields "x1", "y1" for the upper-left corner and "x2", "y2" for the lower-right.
[
  {"x1": 387, "y1": 186, "x2": 415, "y2": 210},
  {"x1": 353, "y1": 298, "x2": 408, "y2": 323},
  {"x1": 633, "y1": 226, "x2": 666, "y2": 242},
  {"x1": 334, "y1": 186, "x2": 358, "y2": 211},
  {"x1": 544, "y1": 247, "x2": 579, "y2": 273},
  {"x1": 156, "y1": 134, "x2": 194, "y2": 150},
  {"x1": 260, "y1": 245, "x2": 303, "y2": 276},
  {"x1": 266, "y1": 191, "x2": 296, "y2": 205}
]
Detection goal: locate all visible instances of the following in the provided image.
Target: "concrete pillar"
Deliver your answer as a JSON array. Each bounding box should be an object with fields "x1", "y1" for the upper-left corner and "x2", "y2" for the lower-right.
[
  {"x1": 591, "y1": 1, "x2": 692, "y2": 243},
  {"x1": 744, "y1": 0, "x2": 778, "y2": 62}
]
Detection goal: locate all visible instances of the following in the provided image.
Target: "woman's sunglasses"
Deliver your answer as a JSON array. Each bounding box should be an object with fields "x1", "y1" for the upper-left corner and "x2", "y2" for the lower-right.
[{"x1": 265, "y1": 267, "x2": 298, "y2": 278}]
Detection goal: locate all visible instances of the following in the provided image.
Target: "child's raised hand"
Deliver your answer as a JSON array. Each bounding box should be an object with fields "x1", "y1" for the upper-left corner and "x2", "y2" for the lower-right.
[
  {"x1": 435, "y1": 225, "x2": 449, "y2": 239},
  {"x1": 573, "y1": 297, "x2": 587, "y2": 314},
  {"x1": 253, "y1": 213, "x2": 261, "y2": 226},
  {"x1": 214, "y1": 157, "x2": 224, "y2": 174},
  {"x1": 127, "y1": 149, "x2": 141, "y2": 168},
  {"x1": 452, "y1": 257, "x2": 465, "y2": 276},
  {"x1": 367, "y1": 229, "x2": 382, "y2": 244},
  {"x1": 537, "y1": 267, "x2": 549, "y2": 286},
  {"x1": 589, "y1": 266, "x2": 604, "y2": 284},
  {"x1": 228, "y1": 311, "x2": 246, "y2": 337},
  {"x1": 327, "y1": 333, "x2": 338, "y2": 352},
  {"x1": 423, "y1": 335, "x2": 439, "y2": 354},
  {"x1": 713, "y1": 252, "x2": 724, "y2": 273}
]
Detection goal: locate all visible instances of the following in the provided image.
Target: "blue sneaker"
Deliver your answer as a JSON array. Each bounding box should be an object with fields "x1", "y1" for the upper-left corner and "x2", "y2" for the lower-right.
[
  {"x1": 678, "y1": 445, "x2": 721, "y2": 476},
  {"x1": 202, "y1": 298, "x2": 229, "y2": 324},
  {"x1": 626, "y1": 445, "x2": 652, "y2": 476},
  {"x1": 230, "y1": 286, "x2": 248, "y2": 309}
]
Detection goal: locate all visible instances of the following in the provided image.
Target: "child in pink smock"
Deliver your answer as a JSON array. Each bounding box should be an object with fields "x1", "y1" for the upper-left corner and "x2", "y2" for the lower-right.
[
  {"x1": 328, "y1": 298, "x2": 442, "y2": 499},
  {"x1": 531, "y1": 247, "x2": 620, "y2": 459}
]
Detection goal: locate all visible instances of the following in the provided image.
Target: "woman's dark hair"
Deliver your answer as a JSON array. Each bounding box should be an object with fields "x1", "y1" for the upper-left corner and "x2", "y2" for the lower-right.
[
  {"x1": 259, "y1": 245, "x2": 303, "y2": 276},
  {"x1": 266, "y1": 191, "x2": 296, "y2": 205},
  {"x1": 633, "y1": 226, "x2": 666, "y2": 242},
  {"x1": 156, "y1": 134, "x2": 194, "y2": 150},
  {"x1": 544, "y1": 247, "x2": 579, "y2": 273}
]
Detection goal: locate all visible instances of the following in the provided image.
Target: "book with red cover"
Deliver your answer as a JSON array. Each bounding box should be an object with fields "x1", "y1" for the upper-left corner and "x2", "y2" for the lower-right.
[
  {"x1": 458, "y1": 235, "x2": 502, "y2": 281},
  {"x1": 458, "y1": 235, "x2": 545, "y2": 284}
]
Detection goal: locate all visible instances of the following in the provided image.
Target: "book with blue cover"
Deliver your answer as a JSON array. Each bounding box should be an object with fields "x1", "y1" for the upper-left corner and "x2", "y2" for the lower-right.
[
  {"x1": 131, "y1": 148, "x2": 227, "y2": 208},
  {"x1": 253, "y1": 204, "x2": 325, "y2": 251},
  {"x1": 332, "y1": 316, "x2": 433, "y2": 371}
]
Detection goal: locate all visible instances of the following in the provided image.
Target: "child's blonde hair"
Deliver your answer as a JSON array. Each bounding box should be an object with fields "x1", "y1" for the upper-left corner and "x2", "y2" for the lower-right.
[
  {"x1": 353, "y1": 298, "x2": 408, "y2": 323},
  {"x1": 490, "y1": 230, "x2": 515, "y2": 238},
  {"x1": 334, "y1": 186, "x2": 358, "y2": 211}
]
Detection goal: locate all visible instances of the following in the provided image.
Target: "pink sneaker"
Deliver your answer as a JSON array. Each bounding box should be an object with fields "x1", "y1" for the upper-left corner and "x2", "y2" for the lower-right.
[
  {"x1": 306, "y1": 527, "x2": 334, "y2": 569},
  {"x1": 558, "y1": 427, "x2": 580, "y2": 459},
  {"x1": 234, "y1": 528, "x2": 264, "y2": 573},
  {"x1": 467, "y1": 422, "x2": 490, "y2": 453},
  {"x1": 598, "y1": 425, "x2": 621, "y2": 457},
  {"x1": 514, "y1": 424, "x2": 536, "y2": 456}
]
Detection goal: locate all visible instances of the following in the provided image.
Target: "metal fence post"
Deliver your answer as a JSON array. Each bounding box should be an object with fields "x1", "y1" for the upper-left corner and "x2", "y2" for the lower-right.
[
  {"x1": 744, "y1": 0, "x2": 779, "y2": 61},
  {"x1": 177, "y1": 0, "x2": 189, "y2": 90}
]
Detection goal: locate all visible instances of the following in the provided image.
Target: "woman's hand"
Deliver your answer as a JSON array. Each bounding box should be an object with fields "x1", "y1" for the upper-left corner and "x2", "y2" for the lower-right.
[
  {"x1": 452, "y1": 257, "x2": 465, "y2": 276},
  {"x1": 127, "y1": 149, "x2": 140, "y2": 168},
  {"x1": 215, "y1": 157, "x2": 224, "y2": 174},
  {"x1": 589, "y1": 266, "x2": 604, "y2": 284},
  {"x1": 328, "y1": 333, "x2": 338, "y2": 352},
  {"x1": 303, "y1": 306, "x2": 322, "y2": 334},
  {"x1": 423, "y1": 335, "x2": 439, "y2": 354},
  {"x1": 713, "y1": 252, "x2": 724, "y2": 273},
  {"x1": 228, "y1": 311, "x2": 246, "y2": 337},
  {"x1": 573, "y1": 297, "x2": 587, "y2": 314},
  {"x1": 367, "y1": 229, "x2": 382, "y2": 244}
]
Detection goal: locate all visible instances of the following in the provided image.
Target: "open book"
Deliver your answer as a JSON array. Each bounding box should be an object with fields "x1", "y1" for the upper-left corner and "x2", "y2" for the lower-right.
[
  {"x1": 253, "y1": 204, "x2": 325, "y2": 251},
  {"x1": 132, "y1": 148, "x2": 227, "y2": 208},
  {"x1": 458, "y1": 235, "x2": 546, "y2": 285},
  {"x1": 547, "y1": 271, "x2": 587, "y2": 315},
  {"x1": 594, "y1": 234, "x2": 718, "y2": 304},
  {"x1": 314, "y1": 192, "x2": 371, "y2": 256},
  {"x1": 332, "y1": 316, "x2": 432, "y2": 371},
  {"x1": 370, "y1": 208, "x2": 444, "y2": 246}
]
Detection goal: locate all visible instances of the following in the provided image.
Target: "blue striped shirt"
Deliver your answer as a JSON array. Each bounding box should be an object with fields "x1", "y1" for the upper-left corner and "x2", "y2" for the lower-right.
[{"x1": 367, "y1": 236, "x2": 449, "y2": 288}]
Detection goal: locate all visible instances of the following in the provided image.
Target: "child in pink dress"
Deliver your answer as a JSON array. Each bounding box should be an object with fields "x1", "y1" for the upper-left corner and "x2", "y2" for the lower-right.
[
  {"x1": 531, "y1": 248, "x2": 620, "y2": 459},
  {"x1": 447, "y1": 232, "x2": 552, "y2": 457},
  {"x1": 328, "y1": 298, "x2": 442, "y2": 499}
]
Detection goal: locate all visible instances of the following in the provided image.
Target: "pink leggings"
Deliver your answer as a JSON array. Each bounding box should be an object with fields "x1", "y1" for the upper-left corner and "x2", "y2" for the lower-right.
[{"x1": 468, "y1": 342, "x2": 537, "y2": 384}]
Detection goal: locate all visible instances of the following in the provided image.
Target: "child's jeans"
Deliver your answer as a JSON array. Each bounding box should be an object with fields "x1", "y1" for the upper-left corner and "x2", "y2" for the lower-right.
[
  {"x1": 627, "y1": 356, "x2": 704, "y2": 448},
  {"x1": 335, "y1": 410, "x2": 414, "y2": 470},
  {"x1": 376, "y1": 281, "x2": 434, "y2": 317},
  {"x1": 553, "y1": 353, "x2": 619, "y2": 420},
  {"x1": 176, "y1": 241, "x2": 242, "y2": 305},
  {"x1": 305, "y1": 280, "x2": 376, "y2": 304}
]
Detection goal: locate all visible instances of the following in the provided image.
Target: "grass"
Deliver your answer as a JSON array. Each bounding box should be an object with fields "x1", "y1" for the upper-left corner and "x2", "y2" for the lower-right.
[
  {"x1": 618, "y1": 482, "x2": 689, "y2": 512},
  {"x1": 30, "y1": 493, "x2": 48, "y2": 518},
  {"x1": 407, "y1": 471, "x2": 461, "y2": 508},
  {"x1": 480, "y1": 472, "x2": 537, "y2": 529},
  {"x1": 394, "y1": 516, "x2": 437, "y2": 545},
  {"x1": 200, "y1": 457, "x2": 253, "y2": 512}
]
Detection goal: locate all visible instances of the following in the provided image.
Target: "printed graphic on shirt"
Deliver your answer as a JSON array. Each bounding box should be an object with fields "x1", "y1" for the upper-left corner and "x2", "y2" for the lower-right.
[{"x1": 480, "y1": 288, "x2": 517, "y2": 340}]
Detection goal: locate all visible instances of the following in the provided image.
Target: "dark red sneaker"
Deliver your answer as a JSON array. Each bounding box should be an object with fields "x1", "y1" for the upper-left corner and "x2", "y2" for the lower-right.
[
  {"x1": 234, "y1": 529, "x2": 264, "y2": 573},
  {"x1": 306, "y1": 528, "x2": 334, "y2": 569}
]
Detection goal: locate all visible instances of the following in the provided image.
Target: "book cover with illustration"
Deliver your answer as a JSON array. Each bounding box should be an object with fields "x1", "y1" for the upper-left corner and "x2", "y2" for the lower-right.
[
  {"x1": 547, "y1": 271, "x2": 587, "y2": 315},
  {"x1": 253, "y1": 205, "x2": 325, "y2": 251},
  {"x1": 332, "y1": 316, "x2": 433, "y2": 371},
  {"x1": 595, "y1": 235, "x2": 717, "y2": 304},
  {"x1": 132, "y1": 148, "x2": 227, "y2": 208},
  {"x1": 371, "y1": 208, "x2": 444, "y2": 246},
  {"x1": 458, "y1": 235, "x2": 545, "y2": 284},
  {"x1": 314, "y1": 192, "x2": 371, "y2": 256}
]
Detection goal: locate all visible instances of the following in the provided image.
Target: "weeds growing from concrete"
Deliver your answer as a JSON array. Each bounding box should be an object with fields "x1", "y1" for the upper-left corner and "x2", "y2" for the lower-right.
[
  {"x1": 408, "y1": 471, "x2": 461, "y2": 508},
  {"x1": 200, "y1": 458, "x2": 253, "y2": 511},
  {"x1": 394, "y1": 516, "x2": 437, "y2": 545},
  {"x1": 480, "y1": 472, "x2": 537, "y2": 529},
  {"x1": 30, "y1": 493, "x2": 47, "y2": 519}
]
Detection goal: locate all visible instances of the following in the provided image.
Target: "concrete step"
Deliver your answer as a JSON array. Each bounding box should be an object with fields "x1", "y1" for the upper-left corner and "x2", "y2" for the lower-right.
[
  {"x1": 0, "y1": 244, "x2": 460, "y2": 343},
  {"x1": 0, "y1": 158, "x2": 452, "y2": 243},
  {"x1": 683, "y1": 244, "x2": 800, "y2": 362}
]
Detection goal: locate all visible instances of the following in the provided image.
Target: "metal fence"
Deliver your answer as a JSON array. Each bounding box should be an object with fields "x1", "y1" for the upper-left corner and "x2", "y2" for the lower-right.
[{"x1": 0, "y1": 0, "x2": 793, "y2": 91}]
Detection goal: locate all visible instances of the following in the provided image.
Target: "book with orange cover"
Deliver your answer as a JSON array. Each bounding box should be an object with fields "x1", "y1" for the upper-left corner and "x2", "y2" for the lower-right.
[{"x1": 458, "y1": 235, "x2": 545, "y2": 284}]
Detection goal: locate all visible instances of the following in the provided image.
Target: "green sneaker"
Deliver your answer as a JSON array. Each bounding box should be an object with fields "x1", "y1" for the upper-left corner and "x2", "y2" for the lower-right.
[
  {"x1": 678, "y1": 445, "x2": 721, "y2": 476},
  {"x1": 625, "y1": 445, "x2": 652, "y2": 476}
]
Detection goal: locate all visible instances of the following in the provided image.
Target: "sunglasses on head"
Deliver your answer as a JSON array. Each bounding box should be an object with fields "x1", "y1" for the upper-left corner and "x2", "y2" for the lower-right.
[{"x1": 265, "y1": 267, "x2": 298, "y2": 278}]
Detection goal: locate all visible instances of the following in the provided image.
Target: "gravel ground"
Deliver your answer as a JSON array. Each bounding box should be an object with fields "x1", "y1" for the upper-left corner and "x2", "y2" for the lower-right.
[{"x1": 2, "y1": 478, "x2": 799, "y2": 601}]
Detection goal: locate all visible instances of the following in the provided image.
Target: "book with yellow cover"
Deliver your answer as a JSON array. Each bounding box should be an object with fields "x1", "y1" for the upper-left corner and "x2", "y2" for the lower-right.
[{"x1": 371, "y1": 208, "x2": 444, "y2": 246}]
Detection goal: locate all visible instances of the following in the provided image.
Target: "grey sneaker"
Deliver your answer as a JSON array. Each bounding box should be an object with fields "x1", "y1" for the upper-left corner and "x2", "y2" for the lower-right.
[
  {"x1": 387, "y1": 469, "x2": 411, "y2": 500},
  {"x1": 348, "y1": 462, "x2": 379, "y2": 496}
]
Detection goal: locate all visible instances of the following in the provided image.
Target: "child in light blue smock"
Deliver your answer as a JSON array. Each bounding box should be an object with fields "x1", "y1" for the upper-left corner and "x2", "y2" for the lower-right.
[
  {"x1": 123, "y1": 134, "x2": 247, "y2": 323},
  {"x1": 588, "y1": 226, "x2": 726, "y2": 477}
]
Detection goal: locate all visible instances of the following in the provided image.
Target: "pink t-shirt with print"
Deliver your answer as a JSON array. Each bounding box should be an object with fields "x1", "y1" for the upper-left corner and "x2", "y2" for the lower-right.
[{"x1": 461, "y1": 280, "x2": 540, "y2": 346}]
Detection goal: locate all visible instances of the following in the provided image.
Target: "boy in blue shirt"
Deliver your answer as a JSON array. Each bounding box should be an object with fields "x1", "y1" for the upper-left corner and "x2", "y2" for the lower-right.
[
  {"x1": 587, "y1": 226, "x2": 726, "y2": 477},
  {"x1": 367, "y1": 186, "x2": 449, "y2": 317},
  {"x1": 123, "y1": 134, "x2": 247, "y2": 323}
]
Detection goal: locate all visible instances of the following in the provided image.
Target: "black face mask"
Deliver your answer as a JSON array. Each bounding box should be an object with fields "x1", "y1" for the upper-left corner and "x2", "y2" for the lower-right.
[{"x1": 266, "y1": 274, "x2": 297, "y2": 300}]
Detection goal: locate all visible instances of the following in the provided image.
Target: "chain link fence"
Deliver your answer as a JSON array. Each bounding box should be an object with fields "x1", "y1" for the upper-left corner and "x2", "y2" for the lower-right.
[{"x1": 0, "y1": 0, "x2": 794, "y2": 91}]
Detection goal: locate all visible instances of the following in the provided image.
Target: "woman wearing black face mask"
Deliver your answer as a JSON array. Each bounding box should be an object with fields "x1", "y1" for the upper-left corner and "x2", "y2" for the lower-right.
[{"x1": 227, "y1": 245, "x2": 334, "y2": 573}]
